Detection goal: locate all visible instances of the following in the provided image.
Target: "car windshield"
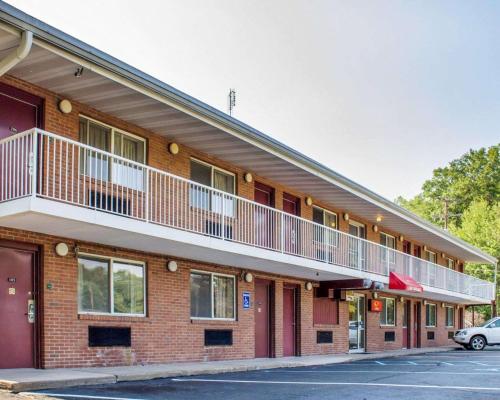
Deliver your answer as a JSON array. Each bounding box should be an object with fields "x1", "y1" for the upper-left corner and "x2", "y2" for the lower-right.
[{"x1": 480, "y1": 318, "x2": 498, "y2": 327}]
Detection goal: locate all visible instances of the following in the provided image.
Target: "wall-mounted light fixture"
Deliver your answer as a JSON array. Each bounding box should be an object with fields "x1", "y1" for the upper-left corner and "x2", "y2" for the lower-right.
[
  {"x1": 441, "y1": 302, "x2": 446, "y2": 308},
  {"x1": 243, "y1": 172, "x2": 253, "y2": 183},
  {"x1": 372, "y1": 225, "x2": 379, "y2": 233},
  {"x1": 441, "y1": 253, "x2": 446, "y2": 259},
  {"x1": 166, "y1": 260, "x2": 178, "y2": 272},
  {"x1": 168, "y1": 142, "x2": 179, "y2": 155},
  {"x1": 55, "y1": 242, "x2": 69, "y2": 257},
  {"x1": 305, "y1": 196, "x2": 313, "y2": 207},
  {"x1": 372, "y1": 292, "x2": 379, "y2": 299},
  {"x1": 305, "y1": 281, "x2": 313, "y2": 291},
  {"x1": 376, "y1": 215, "x2": 382, "y2": 223},
  {"x1": 343, "y1": 212, "x2": 350, "y2": 221},
  {"x1": 399, "y1": 296, "x2": 405, "y2": 303},
  {"x1": 74, "y1": 66, "x2": 84, "y2": 78},
  {"x1": 58, "y1": 99, "x2": 72, "y2": 114},
  {"x1": 423, "y1": 245, "x2": 428, "y2": 252},
  {"x1": 399, "y1": 235, "x2": 404, "y2": 242},
  {"x1": 243, "y1": 272, "x2": 253, "y2": 283}
]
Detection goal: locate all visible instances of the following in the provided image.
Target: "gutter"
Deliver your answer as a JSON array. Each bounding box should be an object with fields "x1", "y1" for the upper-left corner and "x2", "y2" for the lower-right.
[{"x1": 0, "y1": 29, "x2": 32, "y2": 76}]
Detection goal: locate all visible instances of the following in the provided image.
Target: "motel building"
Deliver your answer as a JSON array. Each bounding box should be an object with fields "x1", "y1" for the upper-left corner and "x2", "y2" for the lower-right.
[{"x1": 0, "y1": 4, "x2": 497, "y2": 370}]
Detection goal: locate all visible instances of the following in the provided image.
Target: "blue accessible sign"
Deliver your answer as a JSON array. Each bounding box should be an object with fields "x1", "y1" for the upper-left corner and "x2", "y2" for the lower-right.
[{"x1": 243, "y1": 292, "x2": 251, "y2": 309}]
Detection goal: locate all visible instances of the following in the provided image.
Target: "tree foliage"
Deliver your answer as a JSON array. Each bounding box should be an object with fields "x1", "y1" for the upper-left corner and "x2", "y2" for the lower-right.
[{"x1": 397, "y1": 144, "x2": 499, "y2": 315}]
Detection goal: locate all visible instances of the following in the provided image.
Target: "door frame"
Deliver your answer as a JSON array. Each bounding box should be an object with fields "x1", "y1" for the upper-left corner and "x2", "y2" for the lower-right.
[
  {"x1": 283, "y1": 283, "x2": 300, "y2": 357},
  {"x1": 403, "y1": 300, "x2": 411, "y2": 348},
  {"x1": 348, "y1": 293, "x2": 366, "y2": 353},
  {"x1": 0, "y1": 239, "x2": 42, "y2": 368},
  {"x1": 254, "y1": 278, "x2": 275, "y2": 358},
  {"x1": 413, "y1": 301, "x2": 422, "y2": 349}
]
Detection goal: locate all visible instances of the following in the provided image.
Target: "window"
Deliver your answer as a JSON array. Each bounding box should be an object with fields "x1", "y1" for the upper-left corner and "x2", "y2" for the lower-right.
[
  {"x1": 446, "y1": 258, "x2": 455, "y2": 269},
  {"x1": 425, "y1": 250, "x2": 437, "y2": 264},
  {"x1": 79, "y1": 116, "x2": 146, "y2": 190},
  {"x1": 380, "y1": 232, "x2": 396, "y2": 266},
  {"x1": 190, "y1": 271, "x2": 235, "y2": 319},
  {"x1": 190, "y1": 159, "x2": 236, "y2": 216},
  {"x1": 380, "y1": 297, "x2": 396, "y2": 326},
  {"x1": 426, "y1": 303, "x2": 437, "y2": 327},
  {"x1": 313, "y1": 206, "x2": 338, "y2": 247},
  {"x1": 445, "y1": 306, "x2": 454, "y2": 327},
  {"x1": 78, "y1": 256, "x2": 145, "y2": 316}
]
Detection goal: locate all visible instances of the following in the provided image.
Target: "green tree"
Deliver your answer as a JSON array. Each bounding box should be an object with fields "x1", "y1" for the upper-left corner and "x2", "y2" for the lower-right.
[
  {"x1": 397, "y1": 144, "x2": 499, "y2": 317},
  {"x1": 396, "y1": 144, "x2": 499, "y2": 228}
]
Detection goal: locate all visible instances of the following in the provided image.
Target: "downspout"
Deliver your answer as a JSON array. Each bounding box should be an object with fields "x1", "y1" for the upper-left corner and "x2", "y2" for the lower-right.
[{"x1": 0, "y1": 30, "x2": 33, "y2": 76}]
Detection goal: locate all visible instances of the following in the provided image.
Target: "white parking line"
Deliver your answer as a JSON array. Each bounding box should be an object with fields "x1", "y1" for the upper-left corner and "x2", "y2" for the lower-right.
[
  {"x1": 264, "y1": 369, "x2": 500, "y2": 375},
  {"x1": 23, "y1": 394, "x2": 145, "y2": 400},
  {"x1": 375, "y1": 361, "x2": 386, "y2": 365},
  {"x1": 172, "y1": 378, "x2": 500, "y2": 391},
  {"x1": 469, "y1": 361, "x2": 489, "y2": 366},
  {"x1": 407, "y1": 361, "x2": 417, "y2": 365}
]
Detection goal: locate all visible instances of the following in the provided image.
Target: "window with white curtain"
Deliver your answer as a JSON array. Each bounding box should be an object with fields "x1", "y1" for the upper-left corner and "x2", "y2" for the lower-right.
[
  {"x1": 190, "y1": 271, "x2": 235, "y2": 319},
  {"x1": 380, "y1": 232, "x2": 396, "y2": 266},
  {"x1": 79, "y1": 116, "x2": 146, "y2": 190},
  {"x1": 189, "y1": 159, "x2": 236, "y2": 217}
]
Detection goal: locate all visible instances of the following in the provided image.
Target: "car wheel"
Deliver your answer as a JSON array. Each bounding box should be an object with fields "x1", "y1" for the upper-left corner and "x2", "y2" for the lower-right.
[{"x1": 470, "y1": 335, "x2": 486, "y2": 351}]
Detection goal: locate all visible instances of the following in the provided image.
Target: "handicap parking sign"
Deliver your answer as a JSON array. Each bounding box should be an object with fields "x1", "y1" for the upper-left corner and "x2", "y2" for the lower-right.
[{"x1": 243, "y1": 292, "x2": 251, "y2": 309}]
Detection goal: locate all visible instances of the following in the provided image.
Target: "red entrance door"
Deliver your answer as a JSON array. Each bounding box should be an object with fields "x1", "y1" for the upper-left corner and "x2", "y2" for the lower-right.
[
  {"x1": 0, "y1": 244, "x2": 35, "y2": 368},
  {"x1": 282, "y1": 193, "x2": 300, "y2": 255},
  {"x1": 283, "y1": 285, "x2": 297, "y2": 357},
  {"x1": 0, "y1": 82, "x2": 42, "y2": 140},
  {"x1": 254, "y1": 182, "x2": 275, "y2": 249},
  {"x1": 255, "y1": 279, "x2": 272, "y2": 358}
]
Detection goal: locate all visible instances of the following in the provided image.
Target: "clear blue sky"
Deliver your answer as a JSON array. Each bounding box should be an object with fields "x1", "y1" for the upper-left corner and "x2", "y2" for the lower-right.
[{"x1": 6, "y1": 0, "x2": 500, "y2": 200}]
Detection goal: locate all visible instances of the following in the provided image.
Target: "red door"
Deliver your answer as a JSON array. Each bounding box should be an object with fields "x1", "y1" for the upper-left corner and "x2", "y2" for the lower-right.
[
  {"x1": 0, "y1": 244, "x2": 35, "y2": 368},
  {"x1": 283, "y1": 285, "x2": 297, "y2": 357},
  {"x1": 254, "y1": 182, "x2": 274, "y2": 249},
  {"x1": 0, "y1": 83, "x2": 42, "y2": 139},
  {"x1": 255, "y1": 279, "x2": 272, "y2": 358},
  {"x1": 282, "y1": 193, "x2": 300, "y2": 255},
  {"x1": 402, "y1": 300, "x2": 409, "y2": 348}
]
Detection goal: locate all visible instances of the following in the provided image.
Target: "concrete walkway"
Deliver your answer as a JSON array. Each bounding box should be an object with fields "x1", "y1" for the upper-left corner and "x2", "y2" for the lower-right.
[{"x1": 1, "y1": 346, "x2": 458, "y2": 392}]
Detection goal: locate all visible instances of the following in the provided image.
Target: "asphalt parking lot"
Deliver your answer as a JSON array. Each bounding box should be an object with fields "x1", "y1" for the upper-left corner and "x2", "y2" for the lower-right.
[{"x1": 30, "y1": 348, "x2": 500, "y2": 400}]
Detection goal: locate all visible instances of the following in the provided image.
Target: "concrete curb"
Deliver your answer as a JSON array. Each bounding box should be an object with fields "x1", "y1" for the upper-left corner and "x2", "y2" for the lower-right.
[{"x1": 2, "y1": 346, "x2": 459, "y2": 392}]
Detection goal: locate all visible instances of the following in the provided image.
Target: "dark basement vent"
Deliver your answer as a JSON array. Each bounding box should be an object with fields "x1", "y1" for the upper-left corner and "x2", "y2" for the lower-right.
[
  {"x1": 427, "y1": 331, "x2": 435, "y2": 340},
  {"x1": 317, "y1": 331, "x2": 333, "y2": 344},
  {"x1": 88, "y1": 326, "x2": 131, "y2": 347},
  {"x1": 384, "y1": 331, "x2": 396, "y2": 342},
  {"x1": 204, "y1": 329, "x2": 233, "y2": 346},
  {"x1": 448, "y1": 331, "x2": 454, "y2": 339}
]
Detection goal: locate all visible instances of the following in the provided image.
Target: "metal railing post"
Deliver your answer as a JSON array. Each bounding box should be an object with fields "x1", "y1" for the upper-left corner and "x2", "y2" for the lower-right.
[
  {"x1": 30, "y1": 129, "x2": 37, "y2": 198},
  {"x1": 145, "y1": 168, "x2": 149, "y2": 222}
]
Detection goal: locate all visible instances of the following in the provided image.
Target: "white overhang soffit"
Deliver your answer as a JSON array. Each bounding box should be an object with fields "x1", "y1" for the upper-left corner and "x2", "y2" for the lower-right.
[{"x1": 0, "y1": 5, "x2": 496, "y2": 265}]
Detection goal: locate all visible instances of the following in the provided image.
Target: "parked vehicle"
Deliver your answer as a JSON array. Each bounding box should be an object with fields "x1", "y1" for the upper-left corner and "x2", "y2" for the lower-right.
[{"x1": 454, "y1": 317, "x2": 500, "y2": 350}]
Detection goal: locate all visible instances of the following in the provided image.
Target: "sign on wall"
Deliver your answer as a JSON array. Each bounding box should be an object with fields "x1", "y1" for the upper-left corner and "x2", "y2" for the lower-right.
[{"x1": 243, "y1": 292, "x2": 251, "y2": 309}]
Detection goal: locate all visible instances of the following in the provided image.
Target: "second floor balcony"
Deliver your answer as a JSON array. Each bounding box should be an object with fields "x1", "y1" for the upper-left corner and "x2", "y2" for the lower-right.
[{"x1": 0, "y1": 128, "x2": 495, "y2": 303}]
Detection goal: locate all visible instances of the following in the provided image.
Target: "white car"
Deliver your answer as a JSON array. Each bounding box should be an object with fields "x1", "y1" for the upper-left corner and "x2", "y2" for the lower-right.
[{"x1": 454, "y1": 317, "x2": 500, "y2": 350}]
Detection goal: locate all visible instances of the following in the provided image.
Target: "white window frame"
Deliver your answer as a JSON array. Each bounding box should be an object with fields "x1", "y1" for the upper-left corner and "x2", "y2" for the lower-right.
[
  {"x1": 79, "y1": 115, "x2": 147, "y2": 163},
  {"x1": 425, "y1": 250, "x2": 437, "y2": 264},
  {"x1": 77, "y1": 252, "x2": 146, "y2": 317},
  {"x1": 190, "y1": 158, "x2": 236, "y2": 193},
  {"x1": 312, "y1": 206, "x2": 339, "y2": 247},
  {"x1": 445, "y1": 306, "x2": 454, "y2": 328},
  {"x1": 446, "y1": 258, "x2": 455, "y2": 269},
  {"x1": 426, "y1": 303, "x2": 437, "y2": 328},
  {"x1": 379, "y1": 297, "x2": 396, "y2": 327},
  {"x1": 190, "y1": 269, "x2": 236, "y2": 321},
  {"x1": 380, "y1": 232, "x2": 396, "y2": 266}
]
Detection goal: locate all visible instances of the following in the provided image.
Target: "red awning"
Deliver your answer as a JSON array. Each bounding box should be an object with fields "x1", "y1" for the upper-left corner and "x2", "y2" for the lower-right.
[{"x1": 389, "y1": 272, "x2": 424, "y2": 293}]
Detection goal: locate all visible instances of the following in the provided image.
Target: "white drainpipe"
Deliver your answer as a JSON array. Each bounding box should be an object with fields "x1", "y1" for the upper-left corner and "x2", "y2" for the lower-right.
[{"x1": 0, "y1": 30, "x2": 33, "y2": 76}]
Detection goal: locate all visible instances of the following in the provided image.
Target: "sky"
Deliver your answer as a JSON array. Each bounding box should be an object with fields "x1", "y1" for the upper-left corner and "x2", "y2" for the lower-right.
[{"x1": 5, "y1": 0, "x2": 500, "y2": 200}]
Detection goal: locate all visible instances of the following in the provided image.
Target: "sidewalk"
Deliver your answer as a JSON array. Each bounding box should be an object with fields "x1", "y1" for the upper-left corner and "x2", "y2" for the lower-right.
[{"x1": 1, "y1": 346, "x2": 458, "y2": 392}]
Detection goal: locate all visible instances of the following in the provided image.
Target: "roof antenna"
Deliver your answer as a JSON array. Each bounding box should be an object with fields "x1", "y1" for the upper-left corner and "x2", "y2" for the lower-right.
[{"x1": 228, "y1": 88, "x2": 236, "y2": 116}]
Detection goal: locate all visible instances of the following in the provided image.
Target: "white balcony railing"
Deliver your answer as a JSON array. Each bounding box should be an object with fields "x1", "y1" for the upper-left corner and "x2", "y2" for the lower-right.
[{"x1": 0, "y1": 129, "x2": 495, "y2": 301}]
